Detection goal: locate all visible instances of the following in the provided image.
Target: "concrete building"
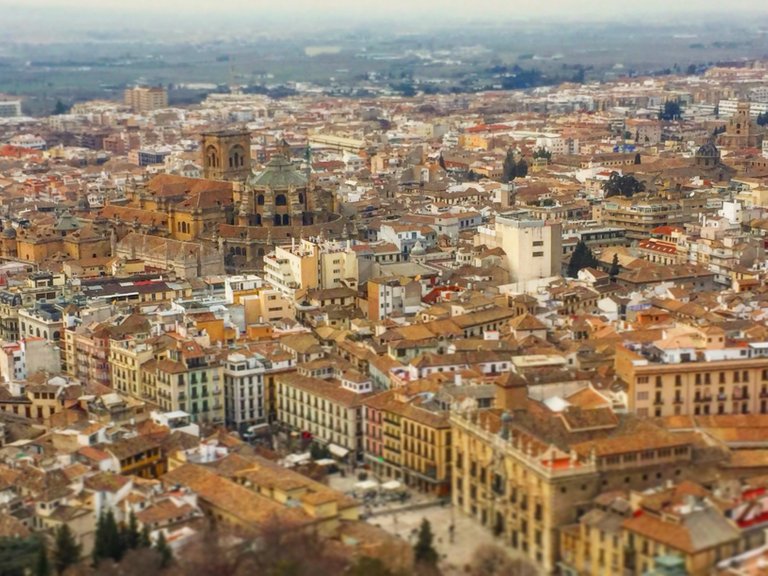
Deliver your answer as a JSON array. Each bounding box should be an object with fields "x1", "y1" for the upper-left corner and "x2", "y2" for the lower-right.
[{"x1": 476, "y1": 211, "x2": 562, "y2": 283}]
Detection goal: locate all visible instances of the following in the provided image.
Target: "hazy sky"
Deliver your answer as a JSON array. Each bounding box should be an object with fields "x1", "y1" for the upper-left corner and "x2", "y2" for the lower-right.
[{"x1": 8, "y1": 0, "x2": 768, "y2": 20}]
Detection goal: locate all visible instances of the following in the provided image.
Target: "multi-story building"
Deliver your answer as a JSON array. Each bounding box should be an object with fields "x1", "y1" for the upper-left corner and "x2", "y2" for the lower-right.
[
  {"x1": 223, "y1": 351, "x2": 266, "y2": 430},
  {"x1": 598, "y1": 197, "x2": 689, "y2": 241},
  {"x1": 475, "y1": 211, "x2": 562, "y2": 283},
  {"x1": 0, "y1": 99, "x2": 22, "y2": 118},
  {"x1": 143, "y1": 337, "x2": 224, "y2": 424},
  {"x1": 18, "y1": 302, "x2": 63, "y2": 343},
  {"x1": 451, "y1": 377, "x2": 703, "y2": 574},
  {"x1": 123, "y1": 86, "x2": 168, "y2": 114},
  {"x1": 366, "y1": 276, "x2": 423, "y2": 321},
  {"x1": 276, "y1": 367, "x2": 373, "y2": 460},
  {"x1": 379, "y1": 222, "x2": 438, "y2": 259},
  {"x1": 110, "y1": 338, "x2": 155, "y2": 399},
  {"x1": 0, "y1": 338, "x2": 60, "y2": 383},
  {"x1": 263, "y1": 239, "x2": 320, "y2": 297},
  {"x1": 615, "y1": 328, "x2": 768, "y2": 418},
  {"x1": 0, "y1": 291, "x2": 22, "y2": 342},
  {"x1": 363, "y1": 389, "x2": 451, "y2": 495}
]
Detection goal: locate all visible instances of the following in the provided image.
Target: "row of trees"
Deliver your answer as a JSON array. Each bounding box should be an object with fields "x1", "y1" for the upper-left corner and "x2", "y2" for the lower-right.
[
  {"x1": 92, "y1": 510, "x2": 171, "y2": 568},
  {"x1": 27, "y1": 512, "x2": 173, "y2": 576},
  {"x1": 12, "y1": 515, "x2": 542, "y2": 576}
]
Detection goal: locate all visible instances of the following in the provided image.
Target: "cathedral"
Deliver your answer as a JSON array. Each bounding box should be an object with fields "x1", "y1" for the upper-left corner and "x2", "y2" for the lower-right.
[
  {"x1": 75, "y1": 127, "x2": 347, "y2": 275},
  {"x1": 200, "y1": 129, "x2": 347, "y2": 271}
]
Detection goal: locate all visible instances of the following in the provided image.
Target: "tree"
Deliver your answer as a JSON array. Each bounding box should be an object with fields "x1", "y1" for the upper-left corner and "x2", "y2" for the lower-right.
[
  {"x1": 413, "y1": 519, "x2": 438, "y2": 567},
  {"x1": 35, "y1": 542, "x2": 50, "y2": 576},
  {"x1": 532, "y1": 147, "x2": 552, "y2": 161},
  {"x1": 0, "y1": 537, "x2": 42, "y2": 576},
  {"x1": 52, "y1": 99, "x2": 68, "y2": 115},
  {"x1": 139, "y1": 526, "x2": 152, "y2": 549},
  {"x1": 659, "y1": 100, "x2": 682, "y2": 121},
  {"x1": 502, "y1": 149, "x2": 517, "y2": 183},
  {"x1": 52, "y1": 525, "x2": 81, "y2": 575},
  {"x1": 93, "y1": 510, "x2": 123, "y2": 565},
  {"x1": 609, "y1": 253, "x2": 620, "y2": 280},
  {"x1": 469, "y1": 544, "x2": 537, "y2": 576},
  {"x1": 309, "y1": 442, "x2": 331, "y2": 460},
  {"x1": 154, "y1": 532, "x2": 172, "y2": 569},
  {"x1": 602, "y1": 171, "x2": 645, "y2": 198},
  {"x1": 438, "y1": 154, "x2": 446, "y2": 171},
  {"x1": 757, "y1": 112, "x2": 768, "y2": 127},
  {"x1": 516, "y1": 159, "x2": 528, "y2": 178},
  {"x1": 122, "y1": 512, "x2": 140, "y2": 551},
  {"x1": 347, "y1": 556, "x2": 397, "y2": 576},
  {"x1": 567, "y1": 240, "x2": 600, "y2": 278}
]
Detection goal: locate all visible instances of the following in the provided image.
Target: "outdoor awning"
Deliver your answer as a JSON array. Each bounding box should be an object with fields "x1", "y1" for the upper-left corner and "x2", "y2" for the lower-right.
[
  {"x1": 381, "y1": 480, "x2": 402, "y2": 491},
  {"x1": 328, "y1": 443, "x2": 350, "y2": 458},
  {"x1": 355, "y1": 480, "x2": 379, "y2": 491}
]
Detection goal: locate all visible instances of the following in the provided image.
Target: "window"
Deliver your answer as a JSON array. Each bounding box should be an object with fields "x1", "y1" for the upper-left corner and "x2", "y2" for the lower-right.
[
  {"x1": 532, "y1": 251, "x2": 544, "y2": 257},
  {"x1": 532, "y1": 240, "x2": 544, "y2": 246}
]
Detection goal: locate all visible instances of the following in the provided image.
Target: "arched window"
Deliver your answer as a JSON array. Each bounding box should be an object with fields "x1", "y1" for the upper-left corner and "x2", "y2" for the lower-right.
[
  {"x1": 229, "y1": 145, "x2": 245, "y2": 170},
  {"x1": 257, "y1": 194, "x2": 265, "y2": 206},
  {"x1": 298, "y1": 193, "x2": 304, "y2": 204},
  {"x1": 275, "y1": 194, "x2": 287, "y2": 206},
  {"x1": 274, "y1": 214, "x2": 282, "y2": 226},
  {"x1": 206, "y1": 146, "x2": 219, "y2": 168},
  {"x1": 254, "y1": 214, "x2": 262, "y2": 225},
  {"x1": 282, "y1": 214, "x2": 290, "y2": 226}
]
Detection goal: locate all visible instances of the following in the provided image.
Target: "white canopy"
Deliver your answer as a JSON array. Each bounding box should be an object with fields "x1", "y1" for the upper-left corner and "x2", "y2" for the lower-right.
[
  {"x1": 354, "y1": 480, "x2": 379, "y2": 491},
  {"x1": 381, "y1": 480, "x2": 402, "y2": 491},
  {"x1": 328, "y1": 443, "x2": 350, "y2": 458}
]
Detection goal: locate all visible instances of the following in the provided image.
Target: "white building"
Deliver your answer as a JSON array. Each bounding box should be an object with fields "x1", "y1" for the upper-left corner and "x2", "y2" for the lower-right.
[
  {"x1": 0, "y1": 100, "x2": 22, "y2": 118},
  {"x1": 0, "y1": 338, "x2": 61, "y2": 383},
  {"x1": 223, "y1": 352, "x2": 266, "y2": 429}
]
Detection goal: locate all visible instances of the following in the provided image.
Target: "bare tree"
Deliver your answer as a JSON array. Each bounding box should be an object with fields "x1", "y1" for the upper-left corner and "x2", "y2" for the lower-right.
[{"x1": 468, "y1": 544, "x2": 537, "y2": 576}]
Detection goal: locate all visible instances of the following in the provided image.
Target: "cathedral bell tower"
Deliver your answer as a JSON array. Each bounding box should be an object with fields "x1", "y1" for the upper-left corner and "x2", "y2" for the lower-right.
[{"x1": 201, "y1": 128, "x2": 252, "y2": 181}]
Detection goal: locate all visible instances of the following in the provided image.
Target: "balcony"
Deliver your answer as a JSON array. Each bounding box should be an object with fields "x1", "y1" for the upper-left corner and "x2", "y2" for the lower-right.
[{"x1": 673, "y1": 397, "x2": 684, "y2": 405}]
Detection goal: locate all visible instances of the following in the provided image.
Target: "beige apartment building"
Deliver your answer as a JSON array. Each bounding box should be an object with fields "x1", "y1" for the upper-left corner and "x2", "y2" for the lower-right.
[
  {"x1": 599, "y1": 196, "x2": 689, "y2": 241},
  {"x1": 124, "y1": 86, "x2": 168, "y2": 114},
  {"x1": 616, "y1": 337, "x2": 768, "y2": 418}
]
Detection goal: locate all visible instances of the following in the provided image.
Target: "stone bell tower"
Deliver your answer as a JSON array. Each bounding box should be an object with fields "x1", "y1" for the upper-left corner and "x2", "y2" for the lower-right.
[{"x1": 201, "y1": 128, "x2": 252, "y2": 181}]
